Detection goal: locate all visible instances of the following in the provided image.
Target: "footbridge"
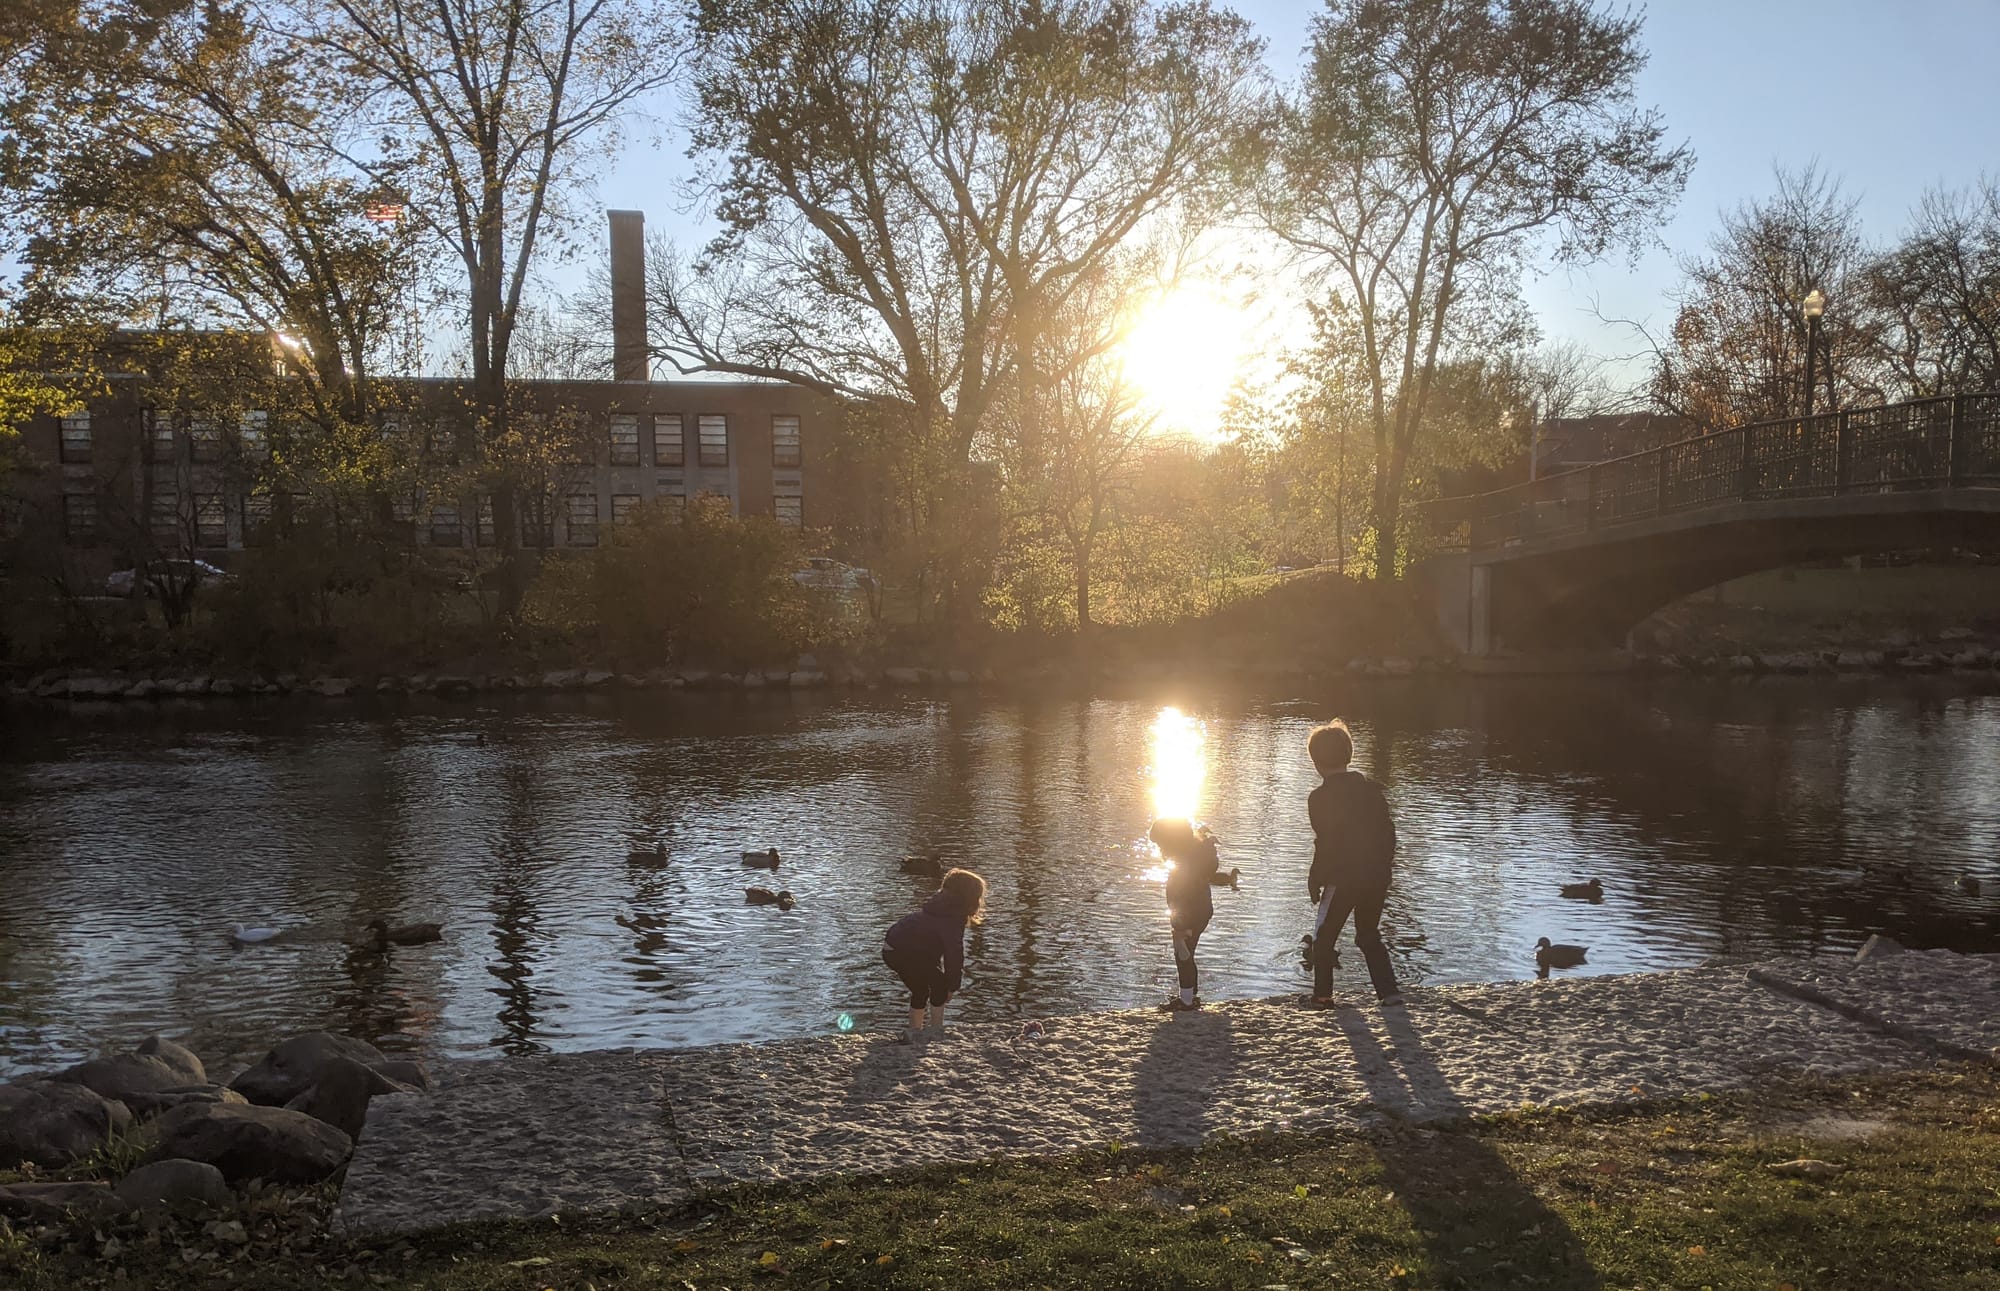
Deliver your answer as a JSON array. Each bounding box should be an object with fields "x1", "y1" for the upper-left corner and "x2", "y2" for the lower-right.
[{"x1": 1421, "y1": 393, "x2": 2000, "y2": 655}]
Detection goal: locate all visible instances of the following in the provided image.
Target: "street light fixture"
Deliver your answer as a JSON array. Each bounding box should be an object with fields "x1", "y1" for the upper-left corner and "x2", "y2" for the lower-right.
[{"x1": 1801, "y1": 289, "x2": 1826, "y2": 418}]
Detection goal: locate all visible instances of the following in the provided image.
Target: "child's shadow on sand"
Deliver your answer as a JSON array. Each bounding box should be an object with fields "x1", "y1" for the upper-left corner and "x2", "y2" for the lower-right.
[
  {"x1": 1133, "y1": 1011, "x2": 1238, "y2": 1148},
  {"x1": 1336, "y1": 1006, "x2": 1604, "y2": 1290}
]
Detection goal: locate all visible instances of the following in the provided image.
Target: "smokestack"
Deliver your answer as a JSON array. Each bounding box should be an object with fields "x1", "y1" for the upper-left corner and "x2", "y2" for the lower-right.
[{"x1": 608, "y1": 209, "x2": 647, "y2": 381}]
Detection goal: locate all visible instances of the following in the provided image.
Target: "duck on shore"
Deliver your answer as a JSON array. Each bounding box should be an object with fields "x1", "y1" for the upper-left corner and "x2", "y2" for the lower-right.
[
  {"x1": 356, "y1": 920, "x2": 444, "y2": 952},
  {"x1": 744, "y1": 887, "x2": 796, "y2": 911},
  {"x1": 1559, "y1": 878, "x2": 1604, "y2": 901},
  {"x1": 627, "y1": 843, "x2": 669, "y2": 866},
  {"x1": 1534, "y1": 937, "x2": 1587, "y2": 976},
  {"x1": 742, "y1": 848, "x2": 781, "y2": 870},
  {"x1": 899, "y1": 854, "x2": 944, "y2": 877}
]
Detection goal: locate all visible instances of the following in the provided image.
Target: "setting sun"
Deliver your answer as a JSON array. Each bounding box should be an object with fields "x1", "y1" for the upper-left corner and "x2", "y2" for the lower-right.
[
  {"x1": 1148, "y1": 705, "x2": 1208, "y2": 822},
  {"x1": 1117, "y1": 285, "x2": 1254, "y2": 438}
]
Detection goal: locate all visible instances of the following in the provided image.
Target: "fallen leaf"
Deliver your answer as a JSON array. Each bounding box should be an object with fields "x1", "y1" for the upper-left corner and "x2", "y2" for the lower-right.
[
  {"x1": 673, "y1": 1240, "x2": 699, "y2": 1254},
  {"x1": 506, "y1": 1257, "x2": 554, "y2": 1269},
  {"x1": 1592, "y1": 1161, "x2": 1619, "y2": 1175},
  {"x1": 1294, "y1": 1184, "x2": 1309, "y2": 1198},
  {"x1": 759, "y1": 1251, "x2": 782, "y2": 1267},
  {"x1": 876, "y1": 1254, "x2": 895, "y2": 1266},
  {"x1": 1217, "y1": 1205, "x2": 1232, "y2": 1218},
  {"x1": 1779, "y1": 1283, "x2": 1798, "y2": 1291},
  {"x1": 1767, "y1": 1159, "x2": 1843, "y2": 1179},
  {"x1": 1687, "y1": 1244, "x2": 1707, "y2": 1256},
  {"x1": 820, "y1": 1238, "x2": 848, "y2": 1251}
]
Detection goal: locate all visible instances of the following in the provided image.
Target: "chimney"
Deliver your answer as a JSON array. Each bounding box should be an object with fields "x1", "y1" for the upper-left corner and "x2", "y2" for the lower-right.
[{"x1": 608, "y1": 209, "x2": 647, "y2": 381}]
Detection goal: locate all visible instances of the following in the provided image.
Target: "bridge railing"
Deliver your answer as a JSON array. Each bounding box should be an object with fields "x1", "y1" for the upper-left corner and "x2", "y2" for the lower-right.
[{"x1": 1434, "y1": 391, "x2": 2000, "y2": 553}]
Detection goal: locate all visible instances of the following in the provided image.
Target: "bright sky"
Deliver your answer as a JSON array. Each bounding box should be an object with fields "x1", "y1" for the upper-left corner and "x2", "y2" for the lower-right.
[{"x1": 580, "y1": 0, "x2": 2000, "y2": 402}]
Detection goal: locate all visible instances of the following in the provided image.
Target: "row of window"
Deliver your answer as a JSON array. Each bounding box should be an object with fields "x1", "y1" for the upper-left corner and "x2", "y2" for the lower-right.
[
  {"x1": 58, "y1": 411, "x2": 803, "y2": 471},
  {"x1": 63, "y1": 484, "x2": 804, "y2": 545}
]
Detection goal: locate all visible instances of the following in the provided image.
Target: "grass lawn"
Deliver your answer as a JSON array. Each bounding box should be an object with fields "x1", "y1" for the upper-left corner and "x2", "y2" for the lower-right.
[{"x1": 6, "y1": 1065, "x2": 1999, "y2": 1290}]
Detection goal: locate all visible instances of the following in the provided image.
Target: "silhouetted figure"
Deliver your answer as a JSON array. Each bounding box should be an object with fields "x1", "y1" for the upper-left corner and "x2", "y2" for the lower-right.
[
  {"x1": 882, "y1": 868, "x2": 987, "y2": 1040},
  {"x1": 1303, "y1": 719, "x2": 1402, "y2": 1007},
  {"x1": 1151, "y1": 818, "x2": 1222, "y2": 1011}
]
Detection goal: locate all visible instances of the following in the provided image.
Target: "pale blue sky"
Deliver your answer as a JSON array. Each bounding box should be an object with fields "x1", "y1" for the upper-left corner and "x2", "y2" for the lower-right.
[{"x1": 590, "y1": 0, "x2": 2000, "y2": 389}]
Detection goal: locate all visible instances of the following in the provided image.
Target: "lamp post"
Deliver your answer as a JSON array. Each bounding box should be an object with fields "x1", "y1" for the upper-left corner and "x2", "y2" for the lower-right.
[{"x1": 1801, "y1": 288, "x2": 1826, "y2": 418}]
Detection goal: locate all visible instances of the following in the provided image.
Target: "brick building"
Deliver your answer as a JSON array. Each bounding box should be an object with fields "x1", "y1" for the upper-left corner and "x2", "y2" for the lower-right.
[{"x1": 2, "y1": 210, "x2": 847, "y2": 574}]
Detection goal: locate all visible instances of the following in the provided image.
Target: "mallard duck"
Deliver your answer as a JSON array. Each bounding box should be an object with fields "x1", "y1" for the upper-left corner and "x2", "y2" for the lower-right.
[
  {"x1": 358, "y1": 919, "x2": 444, "y2": 951},
  {"x1": 1559, "y1": 878, "x2": 1604, "y2": 901},
  {"x1": 1208, "y1": 867, "x2": 1241, "y2": 890},
  {"x1": 627, "y1": 843, "x2": 669, "y2": 866},
  {"x1": 899, "y1": 854, "x2": 944, "y2": 877},
  {"x1": 1958, "y1": 875, "x2": 1983, "y2": 896},
  {"x1": 744, "y1": 887, "x2": 796, "y2": 911},
  {"x1": 741, "y1": 848, "x2": 781, "y2": 870},
  {"x1": 1534, "y1": 937, "x2": 1587, "y2": 972}
]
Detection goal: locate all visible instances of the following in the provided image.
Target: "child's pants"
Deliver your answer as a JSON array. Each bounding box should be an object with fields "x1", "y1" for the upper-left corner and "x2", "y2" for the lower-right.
[
  {"x1": 1314, "y1": 883, "x2": 1398, "y2": 998},
  {"x1": 1171, "y1": 914, "x2": 1210, "y2": 994}
]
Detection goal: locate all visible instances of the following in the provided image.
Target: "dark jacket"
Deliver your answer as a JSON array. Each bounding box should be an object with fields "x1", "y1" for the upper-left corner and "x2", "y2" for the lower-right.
[
  {"x1": 1164, "y1": 831, "x2": 1219, "y2": 926},
  {"x1": 884, "y1": 891, "x2": 970, "y2": 992},
  {"x1": 1308, "y1": 770, "x2": 1396, "y2": 900}
]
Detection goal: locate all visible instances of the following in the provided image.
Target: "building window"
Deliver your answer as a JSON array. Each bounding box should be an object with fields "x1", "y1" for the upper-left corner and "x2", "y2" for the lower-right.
[
  {"x1": 476, "y1": 497, "x2": 496, "y2": 546},
  {"x1": 567, "y1": 492, "x2": 599, "y2": 546},
  {"x1": 189, "y1": 418, "x2": 223, "y2": 464},
  {"x1": 239, "y1": 411, "x2": 268, "y2": 459},
  {"x1": 63, "y1": 491, "x2": 97, "y2": 542},
  {"x1": 774, "y1": 495, "x2": 802, "y2": 527},
  {"x1": 59, "y1": 414, "x2": 91, "y2": 464},
  {"x1": 242, "y1": 493, "x2": 273, "y2": 546},
  {"x1": 150, "y1": 490, "x2": 180, "y2": 544},
  {"x1": 771, "y1": 415, "x2": 801, "y2": 468},
  {"x1": 662, "y1": 491, "x2": 686, "y2": 517},
  {"x1": 194, "y1": 494, "x2": 227, "y2": 547},
  {"x1": 522, "y1": 495, "x2": 554, "y2": 548},
  {"x1": 655, "y1": 414, "x2": 684, "y2": 467},
  {"x1": 430, "y1": 503, "x2": 463, "y2": 547},
  {"x1": 148, "y1": 412, "x2": 177, "y2": 462},
  {"x1": 611, "y1": 493, "x2": 641, "y2": 526},
  {"x1": 609, "y1": 414, "x2": 641, "y2": 466},
  {"x1": 697, "y1": 414, "x2": 728, "y2": 466}
]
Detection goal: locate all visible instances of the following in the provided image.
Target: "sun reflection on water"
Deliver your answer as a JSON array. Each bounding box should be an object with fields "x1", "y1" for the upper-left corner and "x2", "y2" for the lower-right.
[{"x1": 1142, "y1": 706, "x2": 1208, "y2": 882}]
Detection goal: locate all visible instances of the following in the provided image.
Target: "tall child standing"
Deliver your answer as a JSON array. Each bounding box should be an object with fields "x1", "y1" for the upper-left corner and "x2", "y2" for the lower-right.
[{"x1": 1304, "y1": 720, "x2": 1402, "y2": 1007}]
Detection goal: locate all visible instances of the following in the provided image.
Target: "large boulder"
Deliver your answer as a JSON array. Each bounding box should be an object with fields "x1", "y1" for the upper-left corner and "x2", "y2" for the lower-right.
[
  {"x1": 0, "y1": 1180, "x2": 127, "y2": 1221},
  {"x1": 0, "y1": 1080, "x2": 132, "y2": 1168},
  {"x1": 56, "y1": 1052, "x2": 192, "y2": 1116},
  {"x1": 368, "y1": 1059, "x2": 432, "y2": 1094},
  {"x1": 148, "y1": 1103, "x2": 352, "y2": 1185},
  {"x1": 114, "y1": 1158, "x2": 232, "y2": 1215},
  {"x1": 284, "y1": 1056, "x2": 416, "y2": 1140},
  {"x1": 229, "y1": 1032, "x2": 386, "y2": 1107}
]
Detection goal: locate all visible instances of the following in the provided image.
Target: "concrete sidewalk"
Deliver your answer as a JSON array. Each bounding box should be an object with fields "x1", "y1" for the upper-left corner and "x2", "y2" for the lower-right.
[{"x1": 333, "y1": 950, "x2": 2000, "y2": 1236}]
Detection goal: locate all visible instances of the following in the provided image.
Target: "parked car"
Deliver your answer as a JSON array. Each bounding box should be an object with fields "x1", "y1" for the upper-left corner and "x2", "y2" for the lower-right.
[
  {"x1": 105, "y1": 559, "x2": 232, "y2": 597},
  {"x1": 793, "y1": 556, "x2": 879, "y2": 595}
]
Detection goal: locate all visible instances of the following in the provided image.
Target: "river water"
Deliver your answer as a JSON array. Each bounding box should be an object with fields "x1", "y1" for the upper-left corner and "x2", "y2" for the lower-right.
[{"x1": 3, "y1": 678, "x2": 1998, "y2": 1077}]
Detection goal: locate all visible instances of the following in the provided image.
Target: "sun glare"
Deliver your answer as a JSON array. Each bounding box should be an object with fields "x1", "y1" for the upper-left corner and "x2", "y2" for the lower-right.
[
  {"x1": 1118, "y1": 286, "x2": 1253, "y2": 439},
  {"x1": 1148, "y1": 705, "x2": 1208, "y2": 823}
]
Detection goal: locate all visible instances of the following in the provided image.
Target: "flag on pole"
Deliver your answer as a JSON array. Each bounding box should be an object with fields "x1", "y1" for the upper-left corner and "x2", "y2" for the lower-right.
[{"x1": 364, "y1": 202, "x2": 405, "y2": 223}]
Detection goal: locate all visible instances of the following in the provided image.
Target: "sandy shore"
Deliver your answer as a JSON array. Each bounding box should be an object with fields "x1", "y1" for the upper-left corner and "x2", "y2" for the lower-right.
[{"x1": 334, "y1": 950, "x2": 1999, "y2": 1236}]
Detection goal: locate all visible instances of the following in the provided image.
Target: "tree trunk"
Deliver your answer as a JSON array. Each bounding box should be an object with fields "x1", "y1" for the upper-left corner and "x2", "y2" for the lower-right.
[{"x1": 1075, "y1": 544, "x2": 1091, "y2": 637}]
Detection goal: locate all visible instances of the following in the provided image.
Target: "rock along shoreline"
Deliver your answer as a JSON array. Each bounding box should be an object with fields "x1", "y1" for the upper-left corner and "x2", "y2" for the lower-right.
[{"x1": 6, "y1": 642, "x2": 2000, "y2": 707}]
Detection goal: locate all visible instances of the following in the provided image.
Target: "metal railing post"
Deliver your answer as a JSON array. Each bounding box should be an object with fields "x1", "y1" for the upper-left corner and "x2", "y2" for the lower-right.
[
  {"x1": 1949, "y1": 394, "x2": 1968, "y2": 487},
  {"x1": 1586, "y1": 464, "x2": 1601, "y2": 530},
  {"x1": 1737, "y1": 426, "x2": 1757, "y2": 501},
  {"x1": 1835, "y1": 411, "x2": 1851, "y2": 492}
]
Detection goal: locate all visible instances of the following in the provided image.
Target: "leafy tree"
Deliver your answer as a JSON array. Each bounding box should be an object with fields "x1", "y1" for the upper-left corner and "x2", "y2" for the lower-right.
[
  {"x1": 657, "y1": 0, "x2": 1264, "y2": 628},
  {"x1": 1262, "y1": 0, "x2": 1690, "y2": 578},
  {"x1": 1860, "y1": 179, "x2": 2000, "y2": 400},
  {"x1": 1648, "y1": 164, "x2": 1872, "y2": 429}
]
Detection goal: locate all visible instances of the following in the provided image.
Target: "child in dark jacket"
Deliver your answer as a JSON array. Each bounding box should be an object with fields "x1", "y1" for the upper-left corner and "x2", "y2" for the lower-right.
[
  {"x1": 1304, "y1": 719, "x2": 1402, "y2": 1007},
  {"x1": 882, "y1": 868, "x2": 987, "y2": 1038},
  {"x1": 1150, "y1": 817, "x2": 1221, "y2": 1011}
]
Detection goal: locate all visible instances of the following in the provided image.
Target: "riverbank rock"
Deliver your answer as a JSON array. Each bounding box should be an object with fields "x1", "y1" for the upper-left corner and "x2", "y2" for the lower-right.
[
  {"x1": 372, "y1": 1060, "x2": 432, "y2": 1093},
  {"x1": 285, "y1": 1057, "x2": 418, "y2": 1140},
  {"x1": 0, "y1": 1180, "x2": 126, "y2": 1220},
  {"x1": 56, "y1": 1054, "x2": 196, "y2": 1116},
  {"x1": 309, "y1": 677, "x2": 354, "y2": 697},
  {"x1": 150, "y1": 1103, "x2": 352, "y2": 1184},
  {"x1": 137, "y1": 1035, "x2": 205, "y2": 1084},
  {"x1": 1855, "y1": 934, "x2": 1908, "y2": 964},
  {"x1": 0, "y1": 1080, "x2": 132, "y2": 1167},
  {"x1": 230, "y1": 1032, "x2": 387, "y2": 1107},
  {"x1": 114, "y1": 1159, "x2": 232, "y2": 1215}
]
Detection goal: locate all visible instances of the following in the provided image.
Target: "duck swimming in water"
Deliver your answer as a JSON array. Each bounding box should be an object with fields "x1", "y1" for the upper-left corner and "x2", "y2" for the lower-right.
[
  {"x1": 899, "y1": 854, "x2": 944, "y2": 877},
  {"x1": 1534, "y1": 937, "x2": 1588, "y2": 975},
  {"x1": 1209, "y1": 867, "x2": 1242, "y2": 890},
  {"x1": 742, "y1": 848, "x2": 781, "y2": 870},
  {"x1": 744, "y1": 887, "x2": 796, "y2": 911},
  {"x1": 357, "y1": 920, "x2": 444, "y2": 952},
  {"x1": 627, "y1": 843, "x2": 669, "y2": 866},
  {"x1": 1559, "y1": 878, "x2": 1604, "y2": 901}
]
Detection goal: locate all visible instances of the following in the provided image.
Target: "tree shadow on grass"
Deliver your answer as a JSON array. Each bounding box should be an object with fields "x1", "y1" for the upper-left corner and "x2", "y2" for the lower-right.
[{"x1": 1336, "y1": 1004, "x2": 1603, "y2": 1290}]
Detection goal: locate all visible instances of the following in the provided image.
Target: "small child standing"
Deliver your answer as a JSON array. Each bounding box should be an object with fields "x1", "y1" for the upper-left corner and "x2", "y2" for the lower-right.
[
  {"x1": 1304, "y1": 719, "x2": 1402, "y2": 1007},
  {"x1": 881, "y1": 868, "x2": 987, "y2": 1039},
  {"x1": 1150, "y1": 818, "x2": 1221, "y2": 1012}
]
